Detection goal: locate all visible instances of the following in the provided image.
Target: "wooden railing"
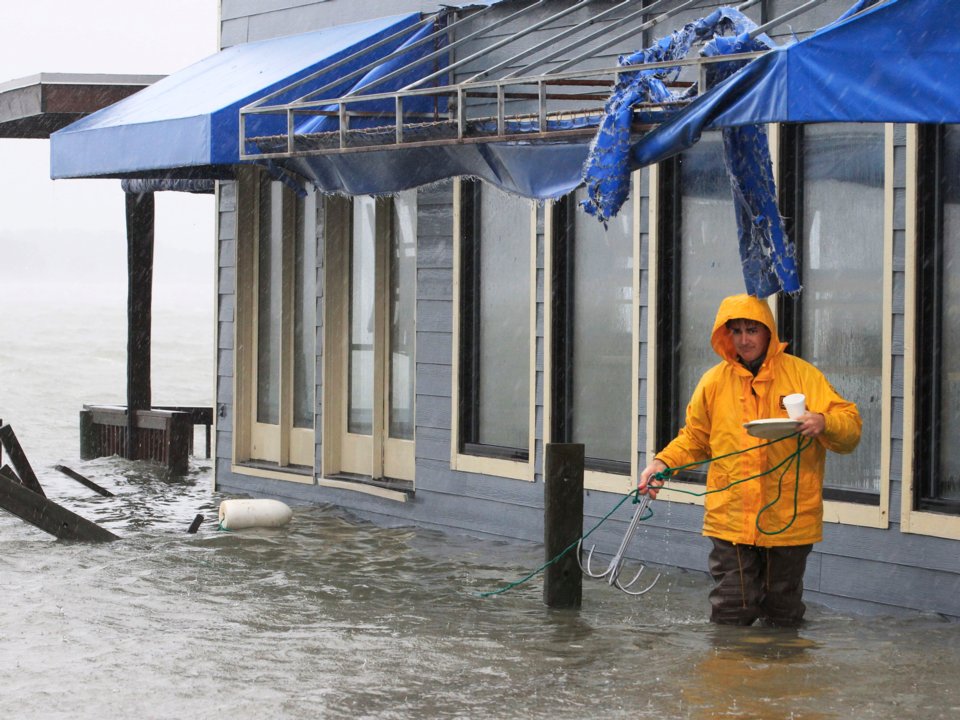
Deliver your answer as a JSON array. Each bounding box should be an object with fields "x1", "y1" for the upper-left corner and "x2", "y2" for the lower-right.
[{"x1": 79, "y1": 405, "x2": 213, "y2": 475}]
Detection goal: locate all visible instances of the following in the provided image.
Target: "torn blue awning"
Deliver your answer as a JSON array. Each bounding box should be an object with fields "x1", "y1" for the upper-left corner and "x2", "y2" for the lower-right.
[
  {"x1": 629, "y1": 0, "x2": 960, "y2": 170},
  {"x1": 50, "y1": 13, "x2": 427, "y2": 179}
]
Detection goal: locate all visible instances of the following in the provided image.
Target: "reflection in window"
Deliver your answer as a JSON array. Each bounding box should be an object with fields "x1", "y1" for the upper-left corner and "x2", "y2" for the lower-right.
[
  {"x1": 459, "y1": 181, "x2": 531, "y2": 458},
  {"x1": 657, "y1": 133, "x2": 742, "y2": 462},
  {"x1": 257, "y1": 180, "x2": 284, "y2": 425},
  {"x1": 677, "y1": 134, "x2": 743, "y2": 424},
  {"x1": 349, "y1": 197, "x2": 376, "y2": 435},
  {"x1": 552, "y1": 190, "x2": 632, "y2": 471},
  {"x1": 800, "y1": 124, "x2": 884, "y2": 496},
  {"x1": 917, "y1": 124, "x2": 960, "y2": 511},
  {"x1": 390, "y1": 191, "x2": 417, "y2": 440},
  {"x1": 936, "y1": 127, "x2": 960, "y2": 503},
  {"x1": 293, "y1": 192, "x2": 316, "y2": 429}
]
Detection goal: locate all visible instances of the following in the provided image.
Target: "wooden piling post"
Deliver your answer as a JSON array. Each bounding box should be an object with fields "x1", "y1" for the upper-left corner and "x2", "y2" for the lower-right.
[
  {"x1": 187, "y1": 514, "x2": 204, "y2": 534},
  {"x1": 0, "y1": 424, "x2": 45, "y2": 497},
  {"x1": 125, "y1": 191, "x2": 155, "y2": 460},
  {"x1": 543, "y1": 443, "x2": 584, "y2": 609}
]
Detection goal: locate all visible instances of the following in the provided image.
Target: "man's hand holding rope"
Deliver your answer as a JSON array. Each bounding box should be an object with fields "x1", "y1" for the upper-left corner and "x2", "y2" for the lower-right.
[{"x1": 638, "y1": 458, "x2": 668, "y2": 499}]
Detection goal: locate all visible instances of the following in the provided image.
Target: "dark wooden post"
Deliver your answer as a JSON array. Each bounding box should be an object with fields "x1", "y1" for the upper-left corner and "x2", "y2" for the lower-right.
[
  {"x1": 125, "y1": 191, "x2": 155, "y2": 460},
  {"x1": 543, "y1": 443, "x2": 584, "y2": 609},
  {"x1": 0, "y1": 424, "x2": 45, "y2": 497}
]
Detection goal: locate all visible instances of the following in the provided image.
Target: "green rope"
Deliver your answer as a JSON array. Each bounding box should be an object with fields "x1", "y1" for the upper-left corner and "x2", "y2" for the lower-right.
[
  {"x1": 649, "y1": 433, "x2": 815, "y2": 536},
  {"x1": 476, "y1": 432, "x2": 814, "y2": 598},
  {"x1": 475, "y1": 489, "x2": 649, "y2": 598}
]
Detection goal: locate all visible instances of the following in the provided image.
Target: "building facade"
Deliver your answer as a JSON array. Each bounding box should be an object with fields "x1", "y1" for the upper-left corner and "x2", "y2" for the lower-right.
[{"x1": 199, "y1": 0, "x2": 960, "y2": 617}]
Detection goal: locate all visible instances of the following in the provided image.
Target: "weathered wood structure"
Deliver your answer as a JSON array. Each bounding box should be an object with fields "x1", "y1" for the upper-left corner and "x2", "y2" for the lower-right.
[{"x1": 0, "y1": 73, "x2": 214, "y2": 474}]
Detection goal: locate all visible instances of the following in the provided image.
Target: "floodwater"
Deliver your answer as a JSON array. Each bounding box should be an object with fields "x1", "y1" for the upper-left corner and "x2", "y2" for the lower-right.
[{"x1": 2, "y1": 290, "x2": 960, "y2": 719}]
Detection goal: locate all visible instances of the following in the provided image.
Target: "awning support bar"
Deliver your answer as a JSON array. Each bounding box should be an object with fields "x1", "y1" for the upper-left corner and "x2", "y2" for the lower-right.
[
  {"x1": 399, "y1": 0, "x2": 597, "y2": 93},
  {"x1": 462, "y1": 0, "x2": 648, "y2": 85}
]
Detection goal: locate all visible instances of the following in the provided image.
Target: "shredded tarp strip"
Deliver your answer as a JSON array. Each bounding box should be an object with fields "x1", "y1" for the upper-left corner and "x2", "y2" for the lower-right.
[{"x1": 579, "y1": 7, "x2": 798, "y2": 297}]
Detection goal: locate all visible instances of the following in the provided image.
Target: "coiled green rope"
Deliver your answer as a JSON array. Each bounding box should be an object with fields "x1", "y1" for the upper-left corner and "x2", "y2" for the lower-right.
[{"x1": 476, "y1": 432, "x2": 813, "y2": 598}]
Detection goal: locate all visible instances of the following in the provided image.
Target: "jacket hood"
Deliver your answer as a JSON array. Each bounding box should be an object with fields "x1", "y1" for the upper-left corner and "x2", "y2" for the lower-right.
[{"x1": 710, "y1": 294, "x2": 786, "y2": 364}]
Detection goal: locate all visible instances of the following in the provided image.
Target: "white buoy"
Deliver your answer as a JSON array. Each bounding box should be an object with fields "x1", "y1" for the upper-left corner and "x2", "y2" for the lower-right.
[{"x1": 218, "y1": 498, "x2": 293, "y2": 530}]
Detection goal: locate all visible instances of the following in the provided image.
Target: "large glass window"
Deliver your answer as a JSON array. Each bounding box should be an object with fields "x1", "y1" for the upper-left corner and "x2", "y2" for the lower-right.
[
  {"x1": 782, "y1": 123, "x2": 885, "y2": 500},
  {"x1": 390, "y1": 195, "x2": 417, "y2": 440},
  {"x1": 656, "y1": 133, "x2": 742, "y2": 472},
  {"x1": 552, "y1": 189, "x2": 633, "y2": 472},
  {"x1": 241, "y1": 172, "x2": 316, "y2": 470},
  {"x1": 458, "y1": 180, "x2": 531, "y2": 459},
  {"x1": 348, "y1": 197, "x2": 377, "y2": 435},
  {"x1": 324, "y1": 192, "x2": 417, "y2": 484},
  {"x1": 915, "y1": 124, "x2": 960, "y2": 512}
]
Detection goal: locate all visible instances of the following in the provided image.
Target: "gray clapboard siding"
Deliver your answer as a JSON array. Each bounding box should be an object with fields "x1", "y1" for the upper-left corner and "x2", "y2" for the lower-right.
[
  {"x1": 416, "y1": 330, "x2": 452, "y2": 365},
  {"x1": 415, "y1": 362, "x2": 451, "y2": 399},
  {"x1": 818, "y1": 553, "x2": 960, "y2": 616},
  {"x1": 416, "y1": 393, "x2": 451, "y2": 431},
  {"x1": 414, "y1": 425, "x2": 449, "y2": 463}
]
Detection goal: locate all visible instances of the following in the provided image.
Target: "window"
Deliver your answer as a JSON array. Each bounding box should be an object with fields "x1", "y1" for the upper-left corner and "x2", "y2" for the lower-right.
[
  {"x1": 454, "y1": 179, "x2": 535, "y2": 474},
  {"x1": 654, "y1": 132, "x2": 743, "y2": 481},
  {"x1": 914, "y1": 124, "x2": 960, "y2": 515},
  {"x1": 235, "y1": 170, "x2": 316, "y2": 475},
  {"x1": 779, "y1": 123, "x2": 885, "y2": 503},
  {"x1": 322, "y1": 192, "x2": 416, "y2": 488},
  {"x1": 551, "y1": 188, "x2": 633, "y2": 474}
]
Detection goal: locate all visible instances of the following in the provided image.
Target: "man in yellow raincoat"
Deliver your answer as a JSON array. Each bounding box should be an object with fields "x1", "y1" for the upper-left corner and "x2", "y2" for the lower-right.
[{"x1": 638, "y1": 294, "x2": 861, "y2": 626}]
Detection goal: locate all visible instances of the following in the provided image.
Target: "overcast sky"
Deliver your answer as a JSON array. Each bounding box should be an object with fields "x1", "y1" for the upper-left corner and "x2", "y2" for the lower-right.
[{"x1": 0, "y1": 1, "x2": 220, "y2": 307}]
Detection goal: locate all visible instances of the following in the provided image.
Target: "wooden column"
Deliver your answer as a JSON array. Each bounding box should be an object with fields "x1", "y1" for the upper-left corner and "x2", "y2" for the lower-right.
[
  {"x1": 543, "y1": 443, "x2": 584, "y2": 609},
  {"x1": 125, "y1": 191, "x2": 155, "y2": 459}
]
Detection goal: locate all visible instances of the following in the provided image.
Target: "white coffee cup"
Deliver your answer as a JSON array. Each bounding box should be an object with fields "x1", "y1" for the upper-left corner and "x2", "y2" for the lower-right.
[{"x1": 784, "y1": 393, "x2": 806, "y2": 420}]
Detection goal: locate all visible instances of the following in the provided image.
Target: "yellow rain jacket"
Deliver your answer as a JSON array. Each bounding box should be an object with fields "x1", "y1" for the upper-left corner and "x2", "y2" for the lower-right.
[{"x1": 655, "y1": 294, "x2": 862, "y2": 547}]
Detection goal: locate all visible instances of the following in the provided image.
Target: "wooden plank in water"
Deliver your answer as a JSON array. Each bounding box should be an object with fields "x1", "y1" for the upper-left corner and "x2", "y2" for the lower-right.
[
  {"x1": 0, "y1": 424, "x2": 45, "y2": 497},
  {"x1": 54, "y1": 465, "x2": 115, "y2": 497},
  {"x1": 0, "y1": 471, "x2": 118, "y2": 542}
]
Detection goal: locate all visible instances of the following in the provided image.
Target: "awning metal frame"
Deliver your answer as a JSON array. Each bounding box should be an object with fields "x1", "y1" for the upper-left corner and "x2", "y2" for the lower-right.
[{"x1": 237, "y1": 0, "x2": 877, "y2": 161}]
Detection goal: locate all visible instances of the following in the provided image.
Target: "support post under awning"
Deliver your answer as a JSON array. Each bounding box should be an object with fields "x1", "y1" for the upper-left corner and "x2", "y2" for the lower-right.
[{"x1": 125, "y1": 191, "x2": 154, "y2": 459}]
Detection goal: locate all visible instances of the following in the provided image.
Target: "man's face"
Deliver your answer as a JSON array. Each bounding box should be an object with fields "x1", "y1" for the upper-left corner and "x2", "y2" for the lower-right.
[{"x1": 727, "y1": 319, "x2": 770, "y2": 364}]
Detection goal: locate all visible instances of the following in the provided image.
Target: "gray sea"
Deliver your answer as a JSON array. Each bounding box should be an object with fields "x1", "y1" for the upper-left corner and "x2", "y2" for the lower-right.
[{"x1": 1, "y1": 285, "x2": 959, "y2": 719}]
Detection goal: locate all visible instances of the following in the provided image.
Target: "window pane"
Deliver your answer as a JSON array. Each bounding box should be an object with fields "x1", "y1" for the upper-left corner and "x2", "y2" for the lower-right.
[
  {"x1": 293, "y1": 191, "x2": 316, "y2": 429},
  {"x1": 678, "y1": 133, "x2": 742, "y2": 419},
  {"x1": 390, "y1": 191, "x2": 417, "y2": 440},
  {"x1": 571, "y1": 189, "x2": 632, "y2": 464},
  {"x1": 256, "y1": 180, "x2": 283, "y2": 425},
  {"x1": 477, "y1": 185, "x2": 530, "y2": 450},
  {"x1": 348, "y1": 197, "x2": 376, "y2": 435},
  {"x1": 801, "y1": 123, "x2": 884, "y2": 494},
  {"x1": 938, "y1": 126, "x2": 960, "y2": 500}
]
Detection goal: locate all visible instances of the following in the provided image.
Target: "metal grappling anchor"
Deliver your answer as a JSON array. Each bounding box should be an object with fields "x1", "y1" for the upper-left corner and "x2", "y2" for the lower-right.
[{"x1": 577, "y1": 493, "x2": 661, "y2": 595}]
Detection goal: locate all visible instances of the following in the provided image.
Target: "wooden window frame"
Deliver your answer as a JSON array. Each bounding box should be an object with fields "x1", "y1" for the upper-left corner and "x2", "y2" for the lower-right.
[{"x1": 231, "y1": 167, "x2": 315, "y2": 484}]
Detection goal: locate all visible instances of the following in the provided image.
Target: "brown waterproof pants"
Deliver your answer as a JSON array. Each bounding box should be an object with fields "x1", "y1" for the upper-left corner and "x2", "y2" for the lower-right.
[{"x1": 707, "y1": 537, "x2": 812, "y2": 627}]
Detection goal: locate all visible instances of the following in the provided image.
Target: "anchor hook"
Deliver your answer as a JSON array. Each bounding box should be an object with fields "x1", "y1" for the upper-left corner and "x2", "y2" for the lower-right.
[{"x1": 577, "y1": 494, "x2": 661, "y2": 596}]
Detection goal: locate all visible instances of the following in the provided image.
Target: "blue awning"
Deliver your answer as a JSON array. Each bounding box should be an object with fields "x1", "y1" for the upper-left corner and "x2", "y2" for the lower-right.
[
  {"x1": 50, "y1": 13, "x2": 426, "y2": 179},
  {"x1": 630, "y1": 0, "x2": 960, "y2": 169}
]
